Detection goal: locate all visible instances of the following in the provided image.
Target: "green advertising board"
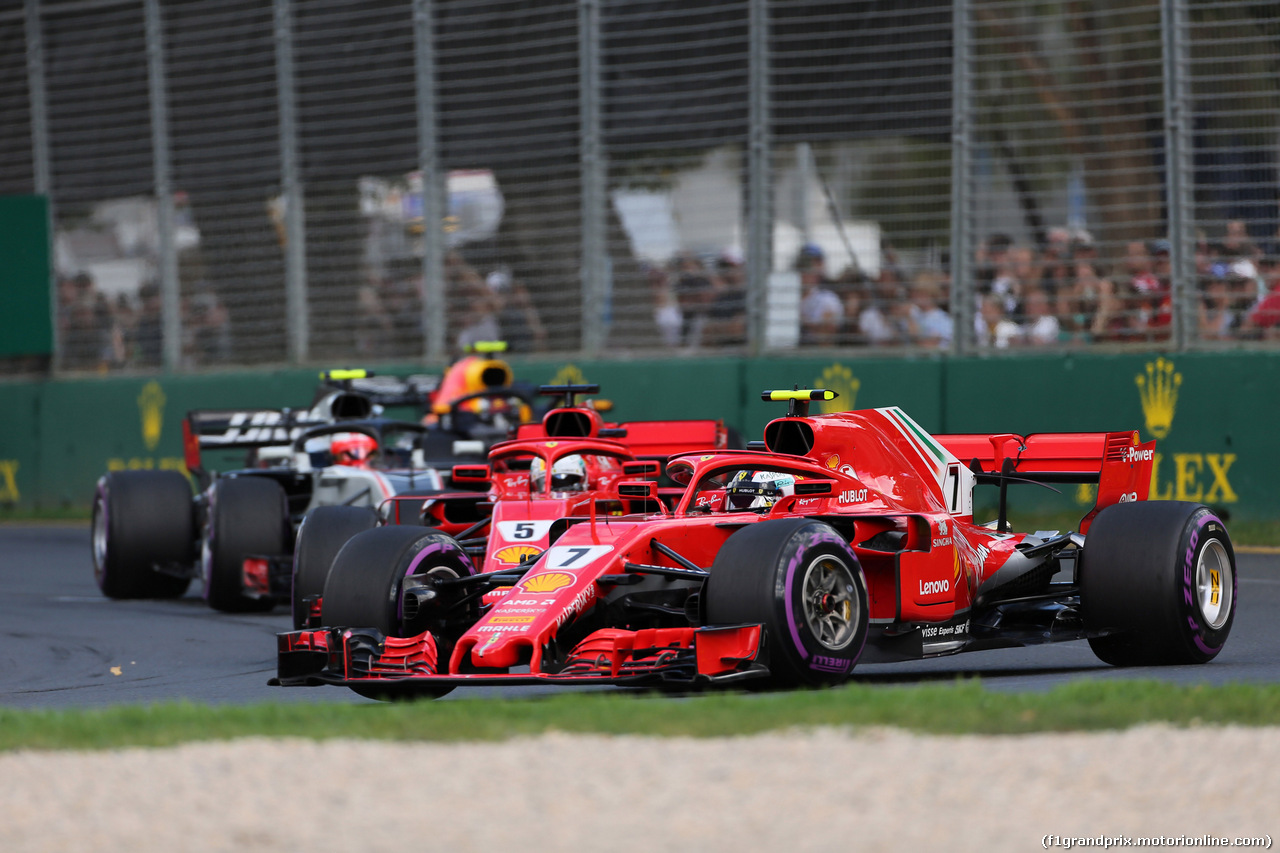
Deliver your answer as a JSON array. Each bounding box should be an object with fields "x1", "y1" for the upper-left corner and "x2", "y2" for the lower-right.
[
  {"x1": 0, "y1": 195, "x2": 53, "y2": 358},
  {"x1": 1, "y1": 352, "x2": 1278, "y2": 521}
]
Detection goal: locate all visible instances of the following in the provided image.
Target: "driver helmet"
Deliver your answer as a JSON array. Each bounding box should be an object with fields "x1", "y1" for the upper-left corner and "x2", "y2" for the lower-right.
[
  {"x1": 331, "y1": 432, "x2": 377, "y2": 468},
  {"x1": 531, "y1": 454, "x2": 588, "y2": 492},
  {"x1": 725, "y1": 469, "x2": 795, "y2": 511}
]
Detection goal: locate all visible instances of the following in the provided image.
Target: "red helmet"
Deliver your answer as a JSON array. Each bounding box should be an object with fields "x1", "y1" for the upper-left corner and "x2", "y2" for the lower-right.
[{"x1": 331, "y1": 432, "x2": 377, "y2": 467}]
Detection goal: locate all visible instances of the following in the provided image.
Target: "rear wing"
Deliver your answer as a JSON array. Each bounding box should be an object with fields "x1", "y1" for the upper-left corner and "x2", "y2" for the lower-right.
[
  {"x1": 514, "y1": 419, "x2": 727, "y2": 460},
  {"x1": 936, "y1": 431, "x2": 1155, "y2": 533},
  {"x1": 183, "y1": 408, "x2": 328, "y2": 477},
  {"x1": 327, "y1": 374, "x2": 438, "y2": 409}
]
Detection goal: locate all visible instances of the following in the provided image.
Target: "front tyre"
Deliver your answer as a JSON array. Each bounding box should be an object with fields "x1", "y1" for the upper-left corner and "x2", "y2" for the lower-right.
[
  {"x1": 705, "y1": 519, "x2": 868, "y2": 687},
  {"x1": 93, "y1": 471, "x2": 195, "y2": 599},
  {"x1": 202, "y1": 476, "x2": 289, "y2": 613},
  {"x1": 322, "y1": 526, "x2": 476, "y2": 702},
  {"x1": 291, "y1": 505, "x2": 379, "y2": 629},
  {"x1": 321, "y1": 526, "x2": 474, "y2": 635},
  {"x1": 1081, "y1": 501, "x2": 1236, "y2": 666}
]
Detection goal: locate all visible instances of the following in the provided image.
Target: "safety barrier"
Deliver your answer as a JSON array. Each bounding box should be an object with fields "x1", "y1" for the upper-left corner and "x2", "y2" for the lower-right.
[{"x1": 1, "y1": 351, "x2": 1274, "y2": 519}]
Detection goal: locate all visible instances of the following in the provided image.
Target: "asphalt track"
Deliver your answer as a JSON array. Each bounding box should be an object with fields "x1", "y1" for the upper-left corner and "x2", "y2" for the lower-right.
[{"x1": 2, "y1": 523, "x2": 1277, "y2": 709}]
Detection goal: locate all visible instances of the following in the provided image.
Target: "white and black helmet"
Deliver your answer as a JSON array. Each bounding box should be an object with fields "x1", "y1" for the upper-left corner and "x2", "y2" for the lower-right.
[
  {"x1": 725, "y1": 470, "x2": 796, "y2": 510},
  {"x1": 531, "y1": 454, "x2": 588, "y2": 492}
]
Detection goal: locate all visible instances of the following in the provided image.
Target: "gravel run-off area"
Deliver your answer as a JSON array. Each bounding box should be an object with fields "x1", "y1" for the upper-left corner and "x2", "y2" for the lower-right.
[{"x1": 2, "y1": 725, "x2": 1276, "y2": 852}]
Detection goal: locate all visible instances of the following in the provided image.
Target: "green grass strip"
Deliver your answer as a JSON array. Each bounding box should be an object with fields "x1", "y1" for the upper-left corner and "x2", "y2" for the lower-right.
[{"x1": 3, "y1": 679, "x2": 1280, "y2": 752}]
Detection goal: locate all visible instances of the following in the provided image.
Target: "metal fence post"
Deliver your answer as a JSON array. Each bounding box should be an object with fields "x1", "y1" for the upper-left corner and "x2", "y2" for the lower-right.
[
  {"x1": 414, "y1": 0, "x2": 446, "y2": 363},
  {"x1": 579, "y1": 0, "x2": 606, "y2": 357},
  {"x1": 950, "y1": 0, "x2": 973, "y2": 357},
  {"x1": 24, "y1": 0, "x2": 57, "y2": 371},
  {"x1": 144, "y1": 0, "x2": 180, "y2": 372},
  {"x1": 746, "y1": 0, "x2": 771, "y2": 356},
  {"x1": 1162, "y1": 0, "x2": 1193, "y2": 352},
  {"x1": 274, "y1": 0, "x2": 308, "y2": 364}
]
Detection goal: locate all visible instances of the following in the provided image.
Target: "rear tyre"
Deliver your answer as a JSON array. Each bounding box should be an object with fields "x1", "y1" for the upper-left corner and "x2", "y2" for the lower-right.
[
  {"x1": 322, "y1": 526, "x2": 475, "y2": 701},
  {"x1": 1081, "y1": 501, "x2": 1236, "y2": 666},
  {"x1": 92, "y1": 471, "x2": 194, "y2": 599},
  {"x1": 291, "y1": 505, "x2": 379, "y2": 629},
  {"x1": 705, "y1": 518, "x2": 868, "y2": 687},
  {"x1": 202, "y1": 476, "x2": 289, "y2": 613}
]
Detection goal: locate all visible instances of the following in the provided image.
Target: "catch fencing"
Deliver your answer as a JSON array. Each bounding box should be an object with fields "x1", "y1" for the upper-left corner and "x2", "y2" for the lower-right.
[{"x1": 2, "y1": 0, "x2": 1279, "y2": 373}]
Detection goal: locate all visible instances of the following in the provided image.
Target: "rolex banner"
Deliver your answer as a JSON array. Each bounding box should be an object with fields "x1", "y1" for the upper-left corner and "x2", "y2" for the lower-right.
[{"x1": 1, "y1": 352, "x2": 1278, "y2": 521}]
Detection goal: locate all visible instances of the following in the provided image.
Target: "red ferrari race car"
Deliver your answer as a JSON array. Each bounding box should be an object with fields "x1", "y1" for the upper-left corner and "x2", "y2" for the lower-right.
[
  {"x1": 286, "y1": 384, "x2": 732, "y2": 632},
  {"x1": 274, "y1": 390, "x2": 1236, "y2": 700}
]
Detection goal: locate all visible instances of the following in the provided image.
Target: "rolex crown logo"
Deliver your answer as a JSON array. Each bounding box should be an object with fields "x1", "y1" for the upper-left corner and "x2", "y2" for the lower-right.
[
  {"x1": 550, "y1": 364, "x2": 588, "y2": 387},
  {"x1": 815, "y1": 363, "x2": 860, "y2": 414},
  {"x1": 138, "y1": 381, "x2": 167, "y2": 451},
  {"x1": 1135, "y1": 357, "x2": 1180, "y2": 440}
]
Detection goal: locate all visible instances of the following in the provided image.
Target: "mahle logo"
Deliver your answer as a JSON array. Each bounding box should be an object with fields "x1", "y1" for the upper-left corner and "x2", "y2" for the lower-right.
[
  {"x1": 138, "y1": 381, "x2": 166, "y2": 451},
  {"x1": 814, "y1": 363, "x2": 860, "y2": 414},
  {"x1": 1136, "y1": 357, "x2": 1180, "y2": 439}
]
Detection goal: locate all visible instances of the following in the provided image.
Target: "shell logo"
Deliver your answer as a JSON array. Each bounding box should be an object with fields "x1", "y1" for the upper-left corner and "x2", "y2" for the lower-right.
[
  {"x1": 520, "y1": 572, "x2": 574, "y2": 594},
  {"x1": 494, "y1": 545, "x2": 542, "y2": 565},
  {"x1": 825, "y1": 454, "x2": 840, "y2": 469}
]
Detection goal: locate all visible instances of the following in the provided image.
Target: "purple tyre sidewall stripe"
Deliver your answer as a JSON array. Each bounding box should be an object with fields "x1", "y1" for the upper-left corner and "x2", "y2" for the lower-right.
[
  {"x1": 782, "y1": 528, "x2": 865, "y2": 672},
  {"x1": 398, "y1": 539, "x2": 474, "y2": 621},
  {"x1": 1185, "y1": 512, "x2": 1233, "y2": 655}
]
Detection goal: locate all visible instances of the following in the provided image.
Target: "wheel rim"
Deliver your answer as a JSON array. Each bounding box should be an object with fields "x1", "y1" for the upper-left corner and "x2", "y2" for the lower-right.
[
  {"x1": 800, "y1": 554, "x2": 860, "y2": 650},
  {"x1": 91, "y1": 497, "x2": 108, "y2": 585},
  {"x1": 1196, "y1": 538, "x2": 1232, "y2": 630}
]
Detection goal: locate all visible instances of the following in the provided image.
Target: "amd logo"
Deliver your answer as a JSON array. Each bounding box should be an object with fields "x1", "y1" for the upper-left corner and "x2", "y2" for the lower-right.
[{"x1": 1118, "y1": 492, "x2": 1139, "y2": 503}]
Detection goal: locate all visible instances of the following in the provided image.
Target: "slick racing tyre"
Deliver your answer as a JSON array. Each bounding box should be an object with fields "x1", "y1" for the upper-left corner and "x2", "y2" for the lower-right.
[
  {"x1": 705, "y1": 518, "x2": 869, "y2": 687},
  {"x1": 291, "y1": 505, "x2": 379, "y2": 630},
  {"x1": 93, "y1": 471, "x2": 195, "y2": 599},
  {"x1": 202, "y1": 476, "x2": 289, "y2": 613},
  {"x1": 322, "y1": 526, "x2": 474, "y2": 636},
  {"x1": 322, "y1": 526, "x2": 475, "y2": 702},
  {"x1": 1080, "y1": 501, "x2": 1236, "y2": 666}
]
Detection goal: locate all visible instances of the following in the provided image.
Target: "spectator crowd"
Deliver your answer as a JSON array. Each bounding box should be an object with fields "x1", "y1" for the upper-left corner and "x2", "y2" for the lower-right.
[
  {"x1": 649, "y1": 218, "x2": 1280, "y2": 351},
  {"x1": 52, "y1": 217, "x2": 1280, "y2": 373}
]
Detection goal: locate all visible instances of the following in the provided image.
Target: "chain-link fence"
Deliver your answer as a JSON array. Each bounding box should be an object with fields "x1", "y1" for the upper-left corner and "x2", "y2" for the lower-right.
[{"x1": 5, "y1": 0, "x2": 1279, "y2": 374}]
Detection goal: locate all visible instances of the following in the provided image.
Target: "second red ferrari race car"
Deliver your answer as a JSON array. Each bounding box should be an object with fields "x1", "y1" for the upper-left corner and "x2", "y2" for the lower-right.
[
  {"x1": 286, "y1": 383, "x2": 731, "y2": 632},
  {"x1": 274, "y1": 389, "x2": 1237, "y2": 699}
]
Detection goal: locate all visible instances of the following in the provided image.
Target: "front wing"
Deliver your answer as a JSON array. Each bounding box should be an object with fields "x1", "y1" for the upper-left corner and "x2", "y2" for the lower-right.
[{"x1": 273, "y1": 623, "x2": 767, "y2": 689}]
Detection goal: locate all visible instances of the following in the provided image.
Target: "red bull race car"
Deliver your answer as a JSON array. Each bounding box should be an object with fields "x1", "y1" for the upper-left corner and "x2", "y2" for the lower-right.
[{"x1": 274, "y1": 389, "x2": 1237, "y2": 699}]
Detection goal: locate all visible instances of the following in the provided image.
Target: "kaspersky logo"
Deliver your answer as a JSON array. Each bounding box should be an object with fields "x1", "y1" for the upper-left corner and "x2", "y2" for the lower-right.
[
  {"x1": 813, "y1": 363, "x2": 859, "y2": 414},
  {"x1": 138, "y1": 381, "x2": 166, "y2": 451},
  {"x1": 1136, "y1": 357, "x2": 1180, "y2": 439}
]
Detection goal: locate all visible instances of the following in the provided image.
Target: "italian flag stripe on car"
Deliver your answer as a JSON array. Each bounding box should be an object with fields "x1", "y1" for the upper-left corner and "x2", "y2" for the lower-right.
[{"x1": 876, "y1": 407, "x2": 955, "y2": 486}]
